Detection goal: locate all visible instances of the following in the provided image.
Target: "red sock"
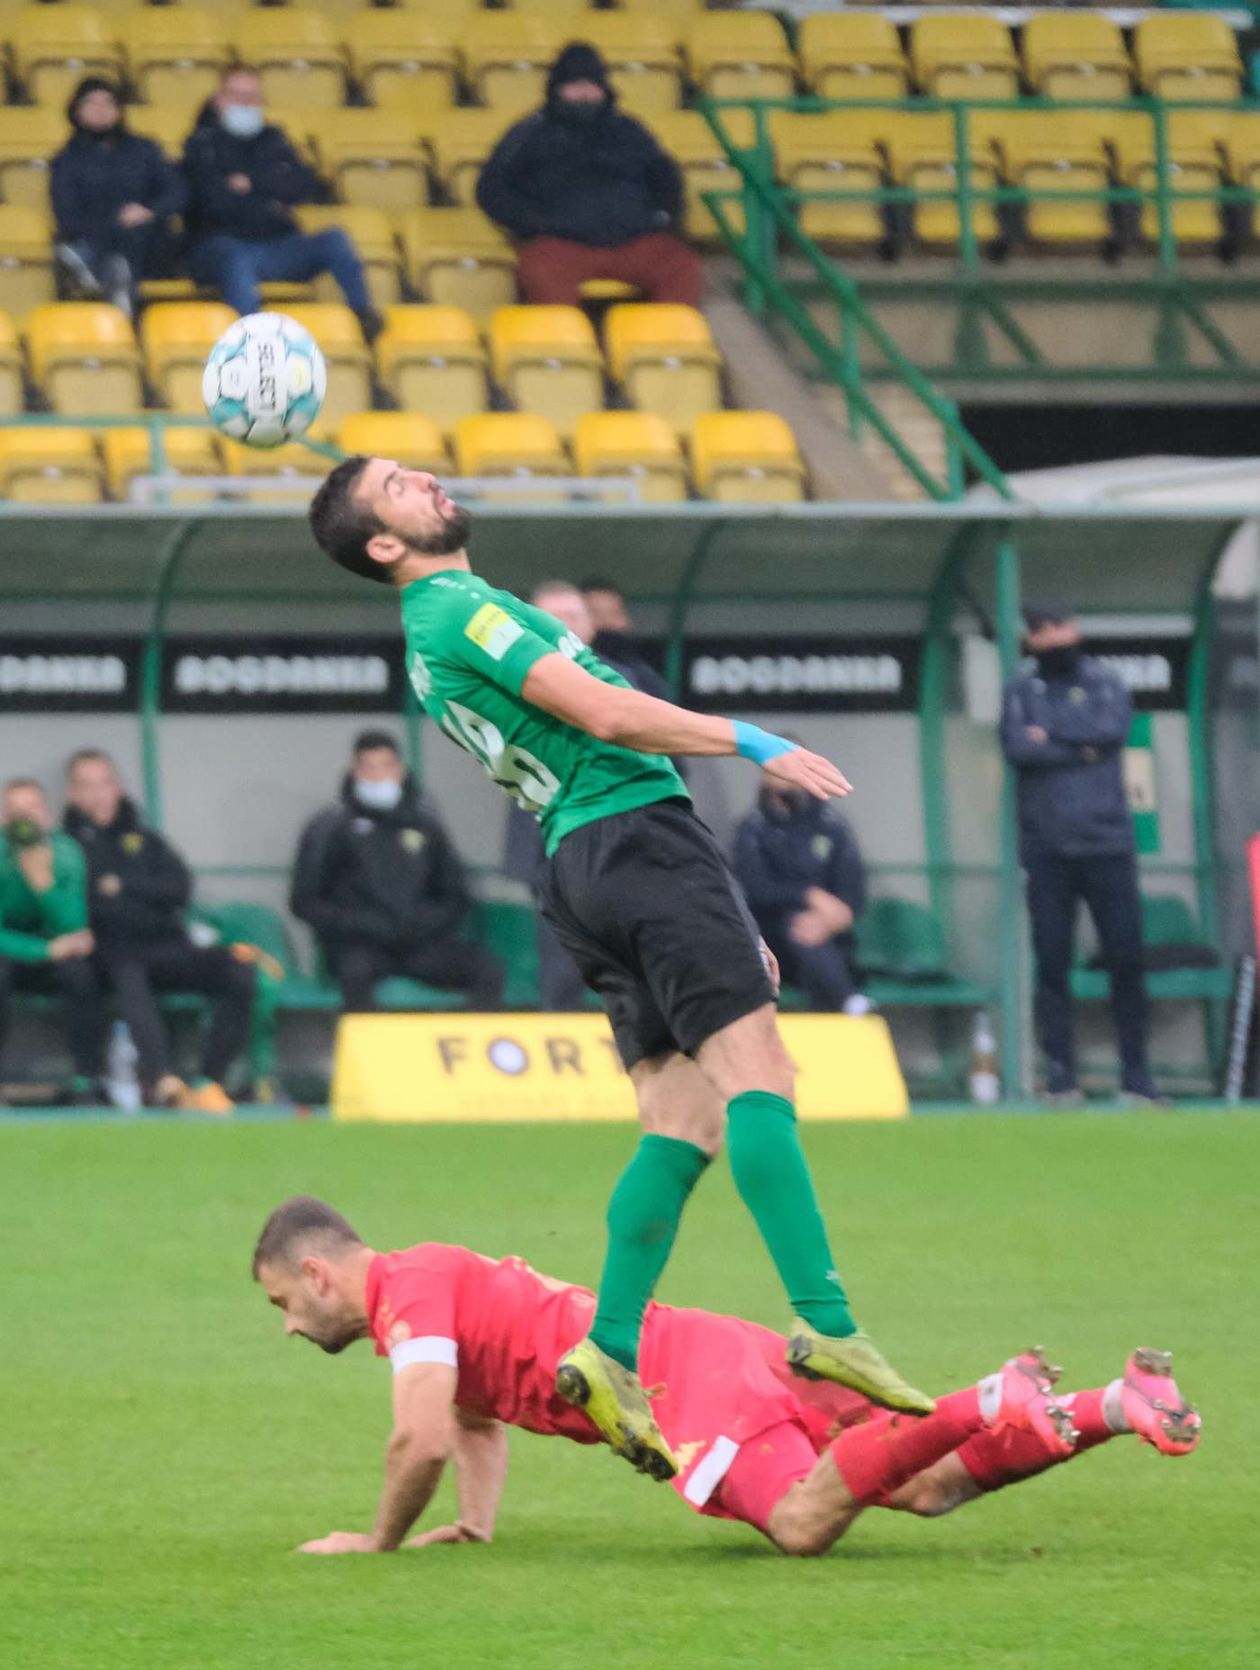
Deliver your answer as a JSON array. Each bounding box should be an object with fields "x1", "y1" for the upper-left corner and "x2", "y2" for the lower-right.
[
  {"x1": 954, "y1": 1387, "x2": 1114, "y2": 1493},
  {"x1": 831, "y1": 1388, "x2": 984, "y2": 1505}
]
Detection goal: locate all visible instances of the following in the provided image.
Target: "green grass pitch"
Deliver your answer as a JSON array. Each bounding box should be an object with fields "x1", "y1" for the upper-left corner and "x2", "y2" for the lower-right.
[{"x1": 3, "y1": 1111, "x2": 1257, "y2": 1670}]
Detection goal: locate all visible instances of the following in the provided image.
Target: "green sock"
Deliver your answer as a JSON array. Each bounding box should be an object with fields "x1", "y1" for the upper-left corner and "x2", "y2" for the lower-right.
[
  {"x1": 590, "y1": 1133, "x2": 711, "y2": 1372},
  {"x1": 726, "y1": 1090, "x2": 856, "y2": 1338}
]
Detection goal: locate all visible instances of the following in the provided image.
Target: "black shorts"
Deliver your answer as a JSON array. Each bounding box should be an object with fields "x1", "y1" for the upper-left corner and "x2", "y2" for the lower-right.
[{"x1": 538, "y1": 797, "x2": 775, "y2": 1070}]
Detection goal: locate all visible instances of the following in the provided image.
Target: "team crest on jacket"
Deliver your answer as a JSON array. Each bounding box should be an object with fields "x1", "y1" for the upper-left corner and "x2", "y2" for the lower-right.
[
  {"x1": 122, "y1": 833, "x2": 144, "y2": 853},
  {"x1": 400, "y1": 829, "x2": 425, "y2": 853}
]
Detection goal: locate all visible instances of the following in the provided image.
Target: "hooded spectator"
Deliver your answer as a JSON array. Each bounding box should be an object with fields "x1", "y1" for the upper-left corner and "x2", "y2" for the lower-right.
[
  {"x1": 477, "y1": 42, "x2": 702, "y2": 306},
  {"x1": 291, "y1": 732, "x2": 504, "y2": 1013},
  {"x1": 51, "y1": 76, "x2": 185, "y2": 319},
  {"x1": 183, "y1": 64, "x2": 382, "y2": 336}
]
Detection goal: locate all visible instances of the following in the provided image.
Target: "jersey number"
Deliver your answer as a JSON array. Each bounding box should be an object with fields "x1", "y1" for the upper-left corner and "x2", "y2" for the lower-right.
[{"x1": 439, "y1": 699, "x2": 561, "y2": 814}]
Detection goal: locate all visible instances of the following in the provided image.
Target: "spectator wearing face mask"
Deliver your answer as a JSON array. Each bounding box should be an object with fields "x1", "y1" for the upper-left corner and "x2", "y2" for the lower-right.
[
  {"x1": 1001, "y1": 602, "x2": 1162, "y2": 1107},
  {"x1": 51, "y1": 76, "x2": 185, "y2": 319},
  {"x1": 63, "y1": 749, "x2": 255, "y2": 1115},
  {"x1": 291, "y1": 732, "x2": 504, "y2": 1013},
  {"x1": 733, "y1": 771, "x2": 870, "y2": 1015},
  {"x1": 0, "y1": 777, "x2": 104, "y2": 1105},
  {"x1": 576, "y1": 576, "x2": 671, "y2": 702},
  {"x1": 476, "y1": 42, "x2": 702, "y2": 307},
  {"x1": 183, "y1": 63, "x2": 383, "y2": 338}
]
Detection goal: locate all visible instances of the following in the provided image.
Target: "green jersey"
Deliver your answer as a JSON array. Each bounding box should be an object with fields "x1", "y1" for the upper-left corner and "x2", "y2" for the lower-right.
[{"x1": 400, "y1": 570, "x2": 687, "y2": 855}]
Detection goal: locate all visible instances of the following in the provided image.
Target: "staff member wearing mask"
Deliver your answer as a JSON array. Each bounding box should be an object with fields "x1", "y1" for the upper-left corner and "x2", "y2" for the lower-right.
[
  {"x1": 291, "y1": 732, "x2": 504, "y2": 1013},
  {"x1": 182, "y1": 63, "x2": 382, "y2": 337},
  {"x1": 1001, "y1": 602, "x2": 1162, "y2": 1107}
]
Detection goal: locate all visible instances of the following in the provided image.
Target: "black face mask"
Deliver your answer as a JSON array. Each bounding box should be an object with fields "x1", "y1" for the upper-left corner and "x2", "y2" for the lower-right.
[
  {"x1": 552, "y1": 97, "x2": 606, "y2": 125},
  {"x1": 1034, "y1": 644, "x2": 1083, "y2": 681}
]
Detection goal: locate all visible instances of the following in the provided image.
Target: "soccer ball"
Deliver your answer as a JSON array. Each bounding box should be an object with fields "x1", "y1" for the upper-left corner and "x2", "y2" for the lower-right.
[{"x1": 202, "y1": 311, "x2": 327, "y2": 449}]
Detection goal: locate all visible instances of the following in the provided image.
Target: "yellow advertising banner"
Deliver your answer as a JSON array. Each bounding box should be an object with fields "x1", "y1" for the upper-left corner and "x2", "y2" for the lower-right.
[{"x1": 332, "y1": 1013, "x2": 908, "y2": 1123}]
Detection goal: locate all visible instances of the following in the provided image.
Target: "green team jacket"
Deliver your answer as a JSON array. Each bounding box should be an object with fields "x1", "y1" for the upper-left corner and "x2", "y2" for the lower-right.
[{"x1": 0, "y1": 833, "x2": 89, "y2": 962}]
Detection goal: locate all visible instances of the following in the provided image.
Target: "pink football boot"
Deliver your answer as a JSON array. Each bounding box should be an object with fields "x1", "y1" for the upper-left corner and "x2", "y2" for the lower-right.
[
  {"x1": 989, "y1": 1348, "x2": 1079, "y2": 1458},
  {"x1": 1121, "y1": 1348, "x2": 1201, "y2": 1456}
]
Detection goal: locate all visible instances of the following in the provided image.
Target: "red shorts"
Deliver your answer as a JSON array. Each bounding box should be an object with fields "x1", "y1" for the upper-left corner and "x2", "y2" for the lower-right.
[{"x1": 639, "y1": 1304, "x2": 876, "y2": 1535}]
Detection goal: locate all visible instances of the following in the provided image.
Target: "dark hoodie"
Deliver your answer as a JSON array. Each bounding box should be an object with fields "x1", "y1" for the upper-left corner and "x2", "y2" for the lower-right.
[
  {"x1": 182, "y1": 96, "x2": 326, "y2": 245},
  {"x1": 63, "y1": 796, "x2": 192, "y2": 950},
  {"x1": 51, "y1": 76, "x2": 185, "y2": 249},
  {"x1": 733, "y1": 793, "x2": 867, "y2": 923},
  {"x1": 290, "y1": 775, "x2": 473, "y2": 953},
  {"x1": 476, "y1": 42, "x2": 684, "y2": 248}
]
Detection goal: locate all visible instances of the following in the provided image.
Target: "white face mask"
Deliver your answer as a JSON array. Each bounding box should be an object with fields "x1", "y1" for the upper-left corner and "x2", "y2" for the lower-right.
[
  {"x1": 354, "y1": 777, "x2": 403, "y2": 812},
  {"x1": 221, "y1": 104, "x2": 264, "y2": 140}
]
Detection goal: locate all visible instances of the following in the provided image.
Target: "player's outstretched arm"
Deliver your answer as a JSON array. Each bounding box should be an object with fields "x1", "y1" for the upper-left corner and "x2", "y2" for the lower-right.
[
  {"x1": 405, "y1": 1408, "x2": 509, "y2": 1548},
  {"x1": 297, "y1": 1363, "x2": 457, "y2": 1555},
  {"x1": 522, "y1": 654, "x2": 851, "y2": 799}
]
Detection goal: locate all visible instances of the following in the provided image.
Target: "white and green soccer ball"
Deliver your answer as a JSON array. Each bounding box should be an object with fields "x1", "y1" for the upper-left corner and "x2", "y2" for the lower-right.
[{"x1": 202, "y1": 311, "x2": 327, "y2": 448}]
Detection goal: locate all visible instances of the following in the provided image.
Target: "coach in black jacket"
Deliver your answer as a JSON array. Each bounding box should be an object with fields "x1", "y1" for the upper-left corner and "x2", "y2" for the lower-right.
[
  {"x1": 1001, "y1": 603, "x2": 1160, "y2": 1104},
  {"x1": 476, "y1": 43, "x2": 701, "y2": 306},
  {"x1": 63, "y1": 750, "x2": 254, "y2": 1111},
  {"x1": 52, "y1": 77, "x2": 184, "y2": 318},
  {"x1": 291, "y1": 732, "x2": 503, "y2": 1012},
  {"x1": 734, "y1": 781, "x2": 869, "y2": 1013},
  {"x1": 183, "y1": 64, "x2": 379, "y2": 333}
]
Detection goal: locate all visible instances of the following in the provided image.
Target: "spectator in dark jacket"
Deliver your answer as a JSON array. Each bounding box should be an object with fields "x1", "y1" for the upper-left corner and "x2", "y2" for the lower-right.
[
  {"x1": 64, "y1": 750, "x2": 255, "y2": 1114},
  {"x1": 734, "y1": 777, "x2": 870, "y2": 1013},
  {"x1": 476, "y1": 42, "x2": 702, "y2": 307},
  {"x1": 1001, "y1": 602, "x2": 1160, "y2": 1105},
  {"x1": 292, "y1": 732, "x2": 503, "y2": 1013},
  {"x1": 51, "y1": 77, "x2": 185, "y2": 320},
  {"x1": 577, "y1": 575, "x2": 672, "y2": 702},
  {"x1": 183, "y1": 64, "x2": 381, "y2": 335}
]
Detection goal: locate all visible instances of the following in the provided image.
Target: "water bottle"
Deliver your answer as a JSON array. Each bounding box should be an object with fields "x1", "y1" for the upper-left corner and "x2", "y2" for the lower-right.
[
  {"x1": 968, "y1": 1010, "x2": 1001, "y2": 1106},
  {"x1": 105, "y1": 1020, "x2": 142, "y2": 1112}
]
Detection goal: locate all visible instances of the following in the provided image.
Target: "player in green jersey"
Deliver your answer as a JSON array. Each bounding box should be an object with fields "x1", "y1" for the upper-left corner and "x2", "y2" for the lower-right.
[{"x1": 308, "y1": 459, "x2": 934, "y2": 1481}]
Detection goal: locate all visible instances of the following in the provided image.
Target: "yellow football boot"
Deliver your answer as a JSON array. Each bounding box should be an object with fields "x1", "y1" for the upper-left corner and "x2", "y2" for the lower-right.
[
  {"x1": 555, "y1": 1339, "x2": 678, "y2": 1480},
  {"x1": 787, "y1": 1323, "x2": 936, "y2": 1415}
]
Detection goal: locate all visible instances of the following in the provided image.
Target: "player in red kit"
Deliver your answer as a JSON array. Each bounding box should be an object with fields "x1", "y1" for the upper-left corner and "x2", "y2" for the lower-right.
[{"x1": 252, "y1": 1198, "x2": 1201, "y2": 1557}]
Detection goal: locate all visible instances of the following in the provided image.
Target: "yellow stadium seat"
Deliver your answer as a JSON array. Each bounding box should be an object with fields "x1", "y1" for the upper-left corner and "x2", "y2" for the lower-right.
[
  {"x1": 24, "y1": 303, "x2": 143, "y2": 415},
  {"x1": 127, "y1": 105, "x2": 196, "y2": 162},
  {"x1": 125, "y1": 7, "x2": 229, "y2": 107},
  {"x1": 1226, "y1": 113, "x2": 1260, "y2": 235},
  {"x1": 10, "y1": 5, "x2": 123, "y2": 108},
  {"x1": 281, "y1": 303, "x2": 373, "y2": 428},
  {"x1": 1134, "y1": 14, "x2": 1243, "y2": 104},
  {"x1": 0, "y1": 311, "x2": 23, "y2": 415},
  {"x1": 640, "y1": 110, "x2": 749, "y2": 242},
  {"x1": 0, "y1": 106, "x2": 66, "y2": 211},
  {"x1": 1021, "y1": 14, "x2": 1132, "y2": 105},
  {"x1": 375, "y1": 304, "x2": 489, "y2": 434},
  {"x1": 575, "y1": 410, "x2": 687, "y2": 503},
  {"x1": 691, "y1": 411, "x2": 804, "y2": 503},
  {"x1": 221, "y1": 438, "x2": 327, "y2": 505},
  {"x1": 617, "y1": 0, "x2": 704, "y2": 13},
  {"x1": 1112, "y1": 112, "x2": 1225, "y2": 247},
  {"x1": 347, "y1": 10, "x2": 459, "y2": 111},
  {"x1": 910, "y1": 15, "x2": 1019, "y2": 103},
  {"x1": 583, "y1": 15, "x2": 684, "y2": 115},
  {"x1": 100, "y1": 426, "x2": 223, "y2": 504},
  {"x1": 988, "y1": 113, "x2": 1111, "y2": 247},
  {"x1": 797, "y1": 14, "x2": 908, "y2": 103},
  {"x1": 295, "y1": 206, "x2": 401, "y2": 312},
  {"x1": 140, "y1": 301, "x2": 235, "y2": 413},
  {"x1": 312, "y1": 110, "x2": 427, "y2": 215},
  {"x1": 458, "y1": 13, "x2": 559, "y2": 112},
  {"x1": 393, "y1": 0, "x2": 482, "y2": 16},
  {"x1": 338, "y1": 411, "x2": 450, "y2": 472},
  {"x1": 685, "y1": 13, "x2": 796, "y2": 102},
  {"x1": 769, "y1": 112, "x2": 885, "y2": 247},
  {"x1": 0, "y1": 426, "x2": 101, "y2": 503},
  {"x1": 884, "y1": 112, "x2": 1000, "y2": 248},
  {"x1": 237, "y1": 10, "x2": 347, "y2": 111},
  {"x1": 454, "y1": 411, "x2": 568, "y2": 480},
  {"x1": 0, "y1": 206, "x2": 55, "y2": 322},
  {"x1": 604, "y1": 303, "x2": 722, "y2": 433},
  {"x1": 428, "y1": 109, "x2": 517, "y2": 206},
  {"x1": 397, "y1": 206, "x2": 517, "y2": 319},
  {"x1": 489, "y1": 305, "x2": 604, "y2": 440}
]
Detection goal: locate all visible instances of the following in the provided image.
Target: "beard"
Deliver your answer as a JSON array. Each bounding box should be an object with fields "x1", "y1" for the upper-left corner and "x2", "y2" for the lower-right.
[
  {"x1": 410, "y1": 501, "x2": 473, "y2": 557},
  {"x1": 296, "y1": 1322, "x2": 360, "y2": 1355}
]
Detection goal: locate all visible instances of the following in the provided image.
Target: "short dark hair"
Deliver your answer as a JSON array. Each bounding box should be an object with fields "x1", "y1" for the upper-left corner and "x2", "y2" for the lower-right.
[
  {"x1": 308, "y1": 455, "x2": 392, "y2": 586},
  {"x1": 352, "y1": 729, "x2": 400, "y2": 758},
  {"x1": 251, "y1": 1196, "x2": 364, "y2": 1280},
  {"x1": 65, "y1": 747, "x2": 113, "y2": 777},
  {"x1": 578, "y1": 577, "x2": 622, "y2": 598},
  {"x1": 219, "y1": 61, "x2": 262, "y2": 87}
]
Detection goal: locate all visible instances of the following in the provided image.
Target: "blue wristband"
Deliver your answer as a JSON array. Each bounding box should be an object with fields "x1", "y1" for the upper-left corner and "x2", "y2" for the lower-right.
[{"x1": 732, "y1": 721, "x2": 798, "y2": 766}]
